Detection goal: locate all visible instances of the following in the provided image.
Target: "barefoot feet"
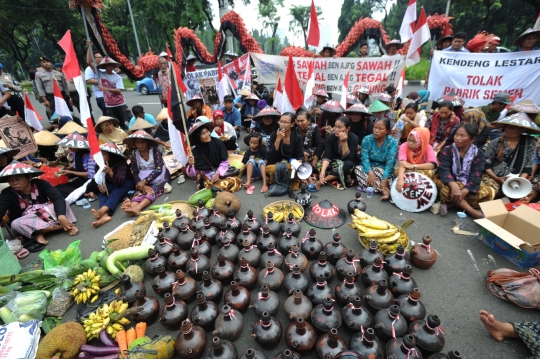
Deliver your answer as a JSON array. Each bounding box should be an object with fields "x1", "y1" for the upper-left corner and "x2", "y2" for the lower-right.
[
  {"x1": 479, "y1": 310, "x2": 519, "y2": 341},
  {"x1": 92, "y1": 214, "x2": 112, "y2": 228},
  {"x1": 34, "y1": 234, "x2": 49, "y2": 245}
]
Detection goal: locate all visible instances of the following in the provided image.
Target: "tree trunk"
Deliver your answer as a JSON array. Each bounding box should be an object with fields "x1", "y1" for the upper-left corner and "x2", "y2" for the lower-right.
[
  {"x1": 271, "y1": 23, "x2": 278, "y2": 54},
  {"x1": 303, "y1": 28, "x2": 308, "y2": 50}
]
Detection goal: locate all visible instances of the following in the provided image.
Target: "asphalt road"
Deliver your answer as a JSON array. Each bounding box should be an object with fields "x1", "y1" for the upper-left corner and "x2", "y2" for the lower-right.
[{"x1": 18, "y1": 87, "x2": 534, "y2": 359}]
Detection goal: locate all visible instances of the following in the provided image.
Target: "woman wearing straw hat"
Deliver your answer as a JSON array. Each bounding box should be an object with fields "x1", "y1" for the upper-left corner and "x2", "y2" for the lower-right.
[
  {"x1": 0, "y1": 162, "x2": 78, "y2": 249},
  {"x1": 121, "y1": 131, "x2": 170, "y2": 216},
  {"x1": 33, "y1": 130, "x2": 61, "y2": 162},
  {"x1": 357, "y1": 86, "x2": 371, "y2": 108},
  {"x1": 240, "y1": 94, "x2": 260, "y2": 130},
  {"x1": 92, "y1": 143, "x2": 135, "y2": 227},
  {"x1": 317, "y1": 100, "x2": 345, "y2": 140},
  {"x1": 56, "y1": 118, "x2": 88, "y2": 137},
  {"x1": 186, "y1": 94, "x2": 213, "y2": 121},
  {"x1": 344, "y1": 103, "x2": 374, "y2": 147},
  {"x1": 512, "y1": 28, "x2": 540, "y2": 52},
  {"x1": 95, "y1": 116, "x2": 127, "y2": 147},
  {"x1": 0, "y1": 147, "x2": 19, "y2": 192},
  {"x1": 248, "y1": 106, "x2": 280, "y2": 147},
  {"x1": 508, "y1": 99, "x2": 540, "y2": 125}
]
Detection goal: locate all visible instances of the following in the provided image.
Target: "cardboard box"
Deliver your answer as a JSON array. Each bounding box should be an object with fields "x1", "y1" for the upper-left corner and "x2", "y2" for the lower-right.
[{"x1": 475, "y1": 199, "x2": 540, "y2": 269}]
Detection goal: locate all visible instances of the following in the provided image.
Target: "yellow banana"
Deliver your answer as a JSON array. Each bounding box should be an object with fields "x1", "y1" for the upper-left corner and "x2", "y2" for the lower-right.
[
  {"x1": 106, "y1": 326, "x2": 114, "y2": 335},
  {"x1": 358, "y1": 219, "x2": 391, "y2": 230},
  {"x1": 111, "y1": 323, "x2": 124, "y2": 331},
  {"x1": 353, "y1": 209, "x2": 372, "y2": 219},
  {"x1": 360, "y1": 228, "x2": 399, "y2": 238},
  {"x1": 117, "y1": 303, "x2": 129, "y2": 314},
  {"x1": 376, "y1": 232, "x2": 401, "y2": 244},
  {"x1": 91, "y1": 295, "x2": 99, "y2": 303},
  {"x1": 117, "y1": 318, "x2": 131, "y2": 325}
]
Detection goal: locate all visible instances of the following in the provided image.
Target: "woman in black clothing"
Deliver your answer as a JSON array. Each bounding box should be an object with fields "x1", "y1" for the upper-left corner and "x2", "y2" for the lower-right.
[
  {"x1": 295, "y1": 111, "x2": 324, "y2": 168},
  {"x1": 246, "y1": 106, "x2": 280, "y2": 147},
  {"x1": 344, "y1": 103, "x2": 374, "y2": 152}
]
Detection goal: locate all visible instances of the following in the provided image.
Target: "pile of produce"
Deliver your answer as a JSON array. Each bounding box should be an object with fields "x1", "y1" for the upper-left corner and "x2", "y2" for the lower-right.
[
  {"x1": 82, "y1": 300, "x2": 130, "y2": 340},
  {"x1": 262, "y1": 201, "x2": 304, "y2": 222}
]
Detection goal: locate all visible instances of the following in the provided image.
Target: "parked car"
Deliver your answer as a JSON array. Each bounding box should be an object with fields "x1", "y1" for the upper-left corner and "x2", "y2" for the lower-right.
[
  {"x1": 483, "y1": 46, "x2": 512, "y2": 53},
  {"x1": 136, "y1": 76, "x2": 161, "y2": 95}
]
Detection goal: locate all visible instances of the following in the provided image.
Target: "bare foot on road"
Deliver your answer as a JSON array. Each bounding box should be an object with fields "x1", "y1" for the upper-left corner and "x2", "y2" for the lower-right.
[
  {"x1": 479, "y1": 310, "x2": 519, "y2": 342},
  {"x1": 34, "y1": 234, "x2": 48, "y2": 245},
  {"x1": 92, "y1": 214, "x2": 112, "y2": 228}
]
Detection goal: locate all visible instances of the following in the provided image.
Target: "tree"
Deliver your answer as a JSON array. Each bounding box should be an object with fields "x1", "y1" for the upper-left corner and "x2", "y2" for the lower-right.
[
  {"x1": 289, "y1": 5, "x2": 322, "y2": 49},
  {"x1": 258, "y1": 0, "x2": 284, "y2": 54},
  {"x1": 369, "y1": 0, "x2": 392, "y2": 28},
  {"x1": 384, "y1": 0, "x2": 410, "y2": 40},
  {"x1": 338, "y1": 0, "x2": 373, "y2": 43}
]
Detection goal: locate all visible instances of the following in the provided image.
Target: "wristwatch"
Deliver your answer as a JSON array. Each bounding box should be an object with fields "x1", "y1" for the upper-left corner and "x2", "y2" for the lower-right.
[{"x1": 413, "y1": 164, "x2": 417, "y2": 171}]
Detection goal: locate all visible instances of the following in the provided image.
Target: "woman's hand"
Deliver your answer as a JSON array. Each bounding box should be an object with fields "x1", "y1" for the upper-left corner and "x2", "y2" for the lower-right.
[
  {"x1": 337, "y1": 131, "x2": 348, "y2": 142},
  {"x1": 396, "y1": 179, "x2": 404, "y2": 193},
  {"x1": 188, "y1": 155, "x2": 195, "y2": 166},
  {"x1": 319, "y1": 170, "x2": 327, "y2": 185},
  {"x1": 398, "y1": 161, "x2": 413, "y2": 170},
  {"x1": 143, "y1": 186, "x2": 154, "y2": 195},
  {"x1": 58, "y1": 215, "x2": 74, "y2": 231},
  {"x1": 311, "y1": 158, "x2": 318, "y2": 168},
  {"x1": 97, "y1": 185, "x2": 107, "y2": 194},
  {"x1": 367, "y1": 170, "x2": 377, "y2": 187},
  {"x1": 276, "y1": 128, "x2": 286, "y2": 141},
  {"x1": 450, "y1": 183, "x2": 464, "y2": 204},
  {"x1": 136, "y1": 181, "x2": 146, "y2": 191},
  {"x1": 211, "y1": 173, "x2": 220, "y2": 182},
  {"x1": 304, "y1": 152, "x2": 310, "y2": 161},
  {"x1": 496, "y1": 176, "x2": 507, "y2": 185}
]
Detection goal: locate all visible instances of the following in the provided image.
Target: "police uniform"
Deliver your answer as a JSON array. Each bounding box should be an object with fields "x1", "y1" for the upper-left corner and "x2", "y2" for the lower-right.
[
  {"x1": 0, "y1": 65, "x2": 24, "y2": 120},
  {"x1": 35, "y1": 56, "x2": 72, "y2": 119},
  {"x1": 0, "y1": 83, "x2": 15, "y2": 118}
]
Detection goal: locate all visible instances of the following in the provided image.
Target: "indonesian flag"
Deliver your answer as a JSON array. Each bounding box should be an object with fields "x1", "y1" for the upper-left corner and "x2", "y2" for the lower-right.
[
  {"x1": 23, "y1": 92, "x2": 43, "y2": 131},
  {"x1": 396, "y1": 67, "x2": 405, "y2": 99},
  {"x1": 406, "y1": 8, "x2": 430, "y2": 67},
  {"x1": 168, "y1": 60, "x2": 189, "y2": 165},
  {"x1": 53, "y1": 79, "x2": 71, "y2": 119},
  {"x1": 217, "y1": 61, "x2": 230, "y2": 106},
  {"x1": 166, "y1": 45, "x2": 187, "y2": 93},
  {"x1": 303, "y1": 61, "x2": 315, "y2": 109},
  {"x1": 274, "y1": 74, "x2": 284, "y2": 112},
  {"x1": 534, "y1": 12, "x2": 540, "y2": 30},
  {"x1": 307, "y1": 0, "x2": 322, "y2": 50},
  {"x1": 399, "y1": 0, "x2": 417, "y2": 43},
  {"x1": 340, "y1": 70, "x2": 350, "y2": 110},
  {"x1": 282, "y1": 55, "x2": 304, "y2": 112},
  {"x1": 58, "y1": 30, "x2": 105, "y2": 204},
  {"x1": 242, "y1": 54, "x2": 251, "y2": 90}
]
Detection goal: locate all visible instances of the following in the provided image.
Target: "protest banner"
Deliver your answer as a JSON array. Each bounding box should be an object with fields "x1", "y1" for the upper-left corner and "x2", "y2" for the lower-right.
[
  {"x1": 0, "y1": 116, "x2": 38, "y2": 159},
  {"x1": 199, "y1": 77, "x2": 219, "y2": 105},
  {"x1": 250, "y1": 53, "x2": 404, "y2": 96},
  {"x1": 428, "y1": 51, "x2": 540, "y2": 107},
  {"x1": 222, "y1": 53, "x2": 250, "y2": 96}
]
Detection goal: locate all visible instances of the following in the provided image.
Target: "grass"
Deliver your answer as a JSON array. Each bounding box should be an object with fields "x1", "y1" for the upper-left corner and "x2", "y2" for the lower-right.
[
  {"x1": 405, "y1": 58, "x2": 430, "y2": 81},
  {"x1": 19, "y1": 77, "x2": 136, "y2": 94}
]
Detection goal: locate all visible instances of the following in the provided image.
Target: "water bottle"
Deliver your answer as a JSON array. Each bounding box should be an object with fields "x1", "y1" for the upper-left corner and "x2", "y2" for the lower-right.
[
  {"x1": 393, "y1": 119, "x2": 404, "y2": 140},
  {"x1": 82, "y1": 198, "x2": 91, "y2": 210}
]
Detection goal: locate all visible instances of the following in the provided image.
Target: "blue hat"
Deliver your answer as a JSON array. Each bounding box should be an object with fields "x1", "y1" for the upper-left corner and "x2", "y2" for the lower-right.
[
  {"x1": 0, "y1": 63, "x2": 3, "y2": 69},
  {"x1": 55, "y1": 63, "x2": 62, "y2": 68}
]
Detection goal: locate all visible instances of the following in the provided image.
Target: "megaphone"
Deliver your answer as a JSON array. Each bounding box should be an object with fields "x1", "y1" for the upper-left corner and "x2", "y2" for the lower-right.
[
  {"x1": 502, "y1": 174, "x2": 532, "y2": 199},
  {"x1": 290, "y1": 159, "x2": 313, "y2": 180}
]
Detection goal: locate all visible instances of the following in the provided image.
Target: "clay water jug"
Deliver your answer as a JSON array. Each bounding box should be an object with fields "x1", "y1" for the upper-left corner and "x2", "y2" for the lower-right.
[
  {"x1": 244, "y1": 210, "x2": 262, "y2": 235},
  {"x1": 285, "y1": 244, "x2": 308, "y2": 273},
  {"x1": 363, "y1": 279, "x2": 395, "y2": 313},
  {"x1": 250, "y1": 285, "x2": 280, "y2": 316},
  {"x1": 311, "y1": 297, "x2": 342, "y2": 333},
  {"x1": 257, "y1": 225, "x2": 277, "y2": 252},
  {"x1": 177, "y1": 223, "x2": 195, "y2": 250},
  {"x1": 324, "y1": 233, "x2": 347, "y2": 265},
  {"x1": 197, "y1": 271, "x2": 223, "y2": 304},
  {"x1": 349, "y1": 327, "x2": 385, "y2": 359},
  {"x1": 145, "y1": 248, "x2": 167, "y2": 276},
  {"x1": 216, "y1": 222, "x2": 236, "y2": 247},
  {"x1": 176, "y1": 319, "x2": 207, "y2": 359},
  {"x1": 295, "y1": 184, "x2": 312, "y2": 208},
  {"x1": 225, "y1": 209, "x2": 242, "y2": 235},
  {"x1": 385, "y1": 333, "x2": 423, "y2": 359},
  {"x1": 285, "y1": 317, "x2": 317, "y2": 355},
  {"x1": 278, "y1": 228, "x2": 300, "y2": 255},
  {"x1": 211, "y1": 253, "x2": 235, "y2": 286},
  {"x1": 168, "y1": 244, "x2": 190, "y2": 271},
  {"x1": 336, "y1": 249, "x2": 362, "y2": 281},
  {"x1": 358, "y1": 240, "x2": 384, "y2": 268},
  {"x1": 186, "y1": 248, "x2": 210, "y2": 281},
  {"x1": 409, "y1": 315, "x2": 446, "y2": 357},
  {"x1": 347, "y1": 191, "x2": 367, "y2": 214},
  {"x1": 159, "y1": 292, "x2": 187, "y2": 330},
  {"x1": 240, "y1": 349, "x2": 267, "y2": 359},
  {"x1": 309, "y1": 252, "x2": 336, "y2": 282},
  {"x1": 152, "y1": 264, "x2": 176, "y2": 296},
  {"x1": 342, "y1": 296, "x2": 373, "y2": 333},
  {"x1": 397, "y1": 288, "x2": 426, "y2": 324},
  {"x1": 239, "y1": 240, "x2": 261, "y2": 267},
  {"x1": 132, "y1": 290, "x2": 160, "y2": 324},
  {"x1": 192, "y1": 232, "x2": 211, "y2": 258},
  {"x1": 204, "y1": 337, "x2": 238, "y2": 359},
  {"x1": 361, "y1": 257, "x2": 389, "y2": 287},
  {"x1": 300, "y1": 228, "x2": 323, "y2": 260},
  {"x1": 284, "y1": 290, "x2": 313, "y2": 321},
  {"x1": 335, "y1": 273, "x2": 363, "y2": 306},
  {"x1": 374, "y1": 305, "x2": 407, "y2": 342},
  {"x1": 224, "y1": 281, "x2": 250, "y2": 313},
  {"x1": 155, "y1": 233, "x2": 175, "y2": 258},
  {"x1": 172, "y1": 270, "x2": 197, "y2": 304},
  {"x1": 173, "y1": 209, "x2": 190, "y2": 230},
  {"x1": 389, "y1": 265, "x2": 418, "y2": 297},
  {"x1": 427, "y1": 351, "x2": 462, "y2": 359},
  {"x1": 237, "y1": 223, "x2": 258, "y2": 247},
  {"x1": 219, "y1": 238, "x2": 240, "y2": 264},
  {"x1": 208, "y1": 206, "x2": 225, "y2": 228},
  {"x1": 284, "y1": 264, "x2": 310, "y2": 295},
  {"x1": 213, "y1": 305, "x2": 244, "y2": 341},
  {"x1": 233, "y1": 258, "x2": 258, "y2": 290},
  {"x1": 260, "y1": 243, "x2": 283, "y2": 269},
  {"x1": 195, "y1": 199, "x2": 210, "y2": 218},
  {"x1": 384, "y1": 245, "x2": 409, "y2": 275},
  {"x1": 316, "y1": 328, "x2": 348, "y2": 359},
  {"x1": 119, "y1": 274, "x2": 145, "y2": 304},
  {"x1": 190, "y1": 294, "x2": 219, "y2": 331},
  {"x1": 258, "y1": 261, "x2": 284, "y2": 291},
  {"x1": 162, "y1": 221, "x2": 180, "y2": 241},
  {"x1": 282, "y1": 213, "x2": 301, "y2": 237},
  {"x1": 201, "y1": 218, "x2": 218, "y2": 245},
  {"x1": 264, "y1": 212, "x2": 282, "y2": 238},
  {"x1": 273, "y1": 349, "x2": 302, "y2": 359},
  {"x1": 411, "y1": 236, "x2": 438, "y2": 269},
  {"x1": 190, "y1": 211, "x2": 206, "y2": 233},
  {"x1": 251, "y1": 311, "x2": 283, "y2": 348},
  {"x1": 307, "y1": 274, "x2": 335, "y2": 306}
]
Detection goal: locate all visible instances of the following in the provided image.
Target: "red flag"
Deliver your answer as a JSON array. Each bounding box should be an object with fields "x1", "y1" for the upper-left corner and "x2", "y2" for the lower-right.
[
  {"x1": 166, "y1": 45, "x2": 187, "y2": 93},
  {"x1": 340, "y1": 70, "x2": 350, "y2": 110},
  {"x1": 406, "y1": 7, "x2": 430, "y2": 67},
  {"x1": 283, "y1": 55, "x2": 304, "y2": 111},
  {"x1": 399, "y1": 0, "x2": 417, "y2": 42},
  {"x1": 307, "y1": 0, "x2": 321, "y2": 49},
  {"x1": 167, "y1": 66, "x2": 189, "y2": 165},
  {"x1": 303, "y1": 61, "x2": 315, "y2": 108},
  {"x1": 534, "y1": 12, "x2": 540, "y2": 30},
  {"x1": 52, "y1": 80, "x2": 71, "y2": 118},
  {"x1": 23, "y1": 92, "x2": 43, "y2": 131}
]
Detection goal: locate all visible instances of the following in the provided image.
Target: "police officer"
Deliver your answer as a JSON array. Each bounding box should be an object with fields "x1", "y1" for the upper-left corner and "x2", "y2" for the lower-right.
[
  {"x1": 35, "y1": 56, "x2": 73, "y2": 120},
  {"x1": 0, "y1": 63, "x2": 24, "y2": 119}
]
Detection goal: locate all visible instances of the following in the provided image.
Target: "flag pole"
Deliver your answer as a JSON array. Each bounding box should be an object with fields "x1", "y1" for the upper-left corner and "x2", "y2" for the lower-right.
[{"x1": 80, "y1": 5, "x2": 100, "y2": 85}]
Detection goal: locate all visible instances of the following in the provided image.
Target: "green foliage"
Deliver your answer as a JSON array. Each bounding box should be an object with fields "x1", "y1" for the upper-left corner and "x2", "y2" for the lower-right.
[
  {"x1": 338, "y1": 0, "x2": 373, "y2": 43},
  {"x1": 405, "y1": 58, "x2": 430, "y2": 80},
  {"x1": 258, "y1": 0, "x2": 284, "y2": 54},
  {"x1": 289, "y1": 5, "x2": 323, "y2": 49}
]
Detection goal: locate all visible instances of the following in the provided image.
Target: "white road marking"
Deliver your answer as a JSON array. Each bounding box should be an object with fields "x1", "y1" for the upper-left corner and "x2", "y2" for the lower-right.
[
  {"x1": 467, "y1": 249, "x2": 480, "y2": 273},
  {"x1": 487, "y1": 254, "x2": 497, "y2": 265}
]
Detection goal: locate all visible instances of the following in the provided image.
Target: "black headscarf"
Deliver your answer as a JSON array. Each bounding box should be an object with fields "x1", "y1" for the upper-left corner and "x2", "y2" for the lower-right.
[{"x1": 192, "y1": 132, "x2": 228, "y2": 172}]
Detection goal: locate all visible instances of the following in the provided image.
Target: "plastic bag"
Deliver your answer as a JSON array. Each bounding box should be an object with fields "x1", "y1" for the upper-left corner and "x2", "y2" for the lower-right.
[
  {"x1": 45, "y1": 288, "x2": 73, "y2": 317},
  {"x1": 0, "y1": 320, "x2": 41, "y2": 359},
  {"x1": 39, "y1": 240, "x2": 82, "y2": 270},
  {"x1": 6, "y1": 291, "x2": 48, "y2": 322}
]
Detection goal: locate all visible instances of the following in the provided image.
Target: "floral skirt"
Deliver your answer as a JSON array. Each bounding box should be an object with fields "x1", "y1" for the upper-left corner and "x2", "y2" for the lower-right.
[
  {"x1": 433, "y1": 175, "x2": 496, "y2": 208},
  {"x1": 132, "y1": 182, "x2": 166, "y2": 204},
  {"x1": 513, "y1": 321, "x2": 540, "y2": 359},
  {"x1": 355, "y1": 166, "x2": 390, "y2": 192},
  {"x1": 11, "y1": 202, "x2": 76, "y2": 239},
  {"x1": 316, "y1": 160, "x2": 355, "y2": 188},
  {"x1": 202, "y1": 175, "x2": 242, "y2": 193}
]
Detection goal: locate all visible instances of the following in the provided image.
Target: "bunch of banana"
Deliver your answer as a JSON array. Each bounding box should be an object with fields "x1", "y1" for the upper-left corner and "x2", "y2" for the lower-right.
[
  {"x1": 349, "y1": 209, "x2": 414, "y2": 254},
  {"x1": 155, "y1": 216, "x2": 175, "y2": 230},
  {"x1": 263, "y1": 201, "x2": 303, "y2": 223},
  {"x1": 70, "y1": 269, "x2": 101, "y2": 304},
  {"x1": 82, "y1": 299, "x2": 130, "y2": 340}
]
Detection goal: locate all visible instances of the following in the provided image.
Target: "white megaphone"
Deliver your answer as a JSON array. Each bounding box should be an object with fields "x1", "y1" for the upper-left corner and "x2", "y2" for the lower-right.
[
  {"x1": 290, "y1": 159, "x2": 313, "y2": 180},
  {"x1": 502, "y1": 174, "x2": 532, "y2": 199}
]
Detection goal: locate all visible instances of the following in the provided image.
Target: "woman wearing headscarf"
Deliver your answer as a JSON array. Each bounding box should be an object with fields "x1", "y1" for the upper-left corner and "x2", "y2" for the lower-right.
[
  {"x1": 248, "y1": 106, "x2": 280, "y2": 147},
  {"x1": 426, "y1": 100, "x2": 460, "y2": 152},
  {"x1": 186, "y1": 121, "x2": 242, "y2": 192},
  {"x1": 394, "y1": 128, "x2": 438, "y2": 193},
  {"x1": 213, "y1": 109, "x2": 237, "y2": 150},
  {"x1": 95, "y1": 116, "x2": 127, "y2": 146},
  {"x1": 417, "y1": 90, "x2": 430, "y2": 111},
  {"x1": 445, "y1": 108, "x2": 490, "y2": 148}
]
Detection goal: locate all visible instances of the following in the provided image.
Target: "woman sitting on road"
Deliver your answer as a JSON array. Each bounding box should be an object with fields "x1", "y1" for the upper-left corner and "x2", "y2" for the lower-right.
[
  {"x1": 240, "y1": 94, "x2": 260, "y2": 130},
  {"x1": 0, "y1": 147, "x2": 18, "y2": 172},
  {"x1": 392, "y1": 102, "x2": 427, "y2": 143},
  {"x1": 295, "y1": 111, "x2": 324, "y2": 170},
  {"x1": 445, "y1": 108, "x2": 490, "y2": 149},
  {"x1": 344, "y1": 103, "x2": 374, "y2": 149},
  {"x1": 95, "y1": 116, "x2": 127, "y2": 147},
  {"x1": 316, "y1": 100, "x2": 344, "y2": 140},
  {"x1": 213, "y1": 110, "x2": 238, "y2": 150},
  {"x1": 357, "y1": 86, "x2": 372, "y2": 107},
  {"x1": 248, "y1": 106, "x2": 280, "y2": 147},
  {"x1": 426, "y1": 100, "x2": 460, "y2": 152},
  {"x1": 122, "y1": 131, "x2": 170, "y2": 216}
]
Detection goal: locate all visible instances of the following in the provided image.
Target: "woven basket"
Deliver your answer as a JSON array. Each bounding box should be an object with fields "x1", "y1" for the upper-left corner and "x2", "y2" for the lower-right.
[
  {"x1": 0, "y1": 240, "x2": 22, "y2": 275},
  {"x1": 262, "y1": 200, "x2": 304, "y2": 223},
  {"x1": 167, "y1": 200, "x2": 195, "y2": 219}
]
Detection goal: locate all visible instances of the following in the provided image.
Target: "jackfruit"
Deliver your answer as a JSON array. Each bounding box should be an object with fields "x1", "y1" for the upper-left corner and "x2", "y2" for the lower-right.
[{"x1": 36, "y1": 322, "x2": 86, "y2": 359}]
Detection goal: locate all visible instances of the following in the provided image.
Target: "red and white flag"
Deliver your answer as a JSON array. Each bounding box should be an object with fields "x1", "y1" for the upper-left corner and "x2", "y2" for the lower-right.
[
  {"x1": 274, "y1": 74, "x2": 284, "y2": 112},
  {"x1": 242, "y1": 54, "x2": 251, "y2": 90},
  {"x1": 534, "y1": 12, "x2": 540, "y2": 30},
  {"x1": 168, "y1": 60, "x2": 189, "y2": 166},
  {"x1": 396, "y1": 67, "x2": 406, "y2": 98},
  {"x1": 166, "y1": 45, "x2": 187, "y2": 94},
  {"x1": 307, "y1": 0, "x2": 322, "y2": 51},
  {"x1": 406, "y1": 7, "x2": 430, "y2": 67},
  {"x1": 303, "y1": 61, "x2": 315, "y2": 109},
  {"x1": 340, "y1": 70, "x2": 350, "y2": 110},
  {"x1": 282, "y1": 55, "x2": 304, "y2": 112},
  {"x1": 23, "y1": 92, "x2": 43, "y2": 131},
  {"x1": 399, "y1": 0, "x2": 417, "y2": 43},
  {"x1": 217, "y1": 61, "x2": 230, "y2": 106},
  {"x1": 53, "y1": 79, "x2": 71, "y2": 119}
]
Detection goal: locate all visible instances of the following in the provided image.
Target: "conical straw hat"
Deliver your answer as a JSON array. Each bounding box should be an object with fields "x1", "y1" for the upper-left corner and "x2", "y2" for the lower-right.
[
  {"x1": 34, "y1": 131, "x2": 61, "y2": 146},
  {"x1": 130, "y1": 118, "x2": 155, "y2": 131},
  {"x1": 156, "y1": 108, "x2": 168, "y2": 121},
  {"x1": 57, "y1": 121, "x2": 88, "y2": 135}
]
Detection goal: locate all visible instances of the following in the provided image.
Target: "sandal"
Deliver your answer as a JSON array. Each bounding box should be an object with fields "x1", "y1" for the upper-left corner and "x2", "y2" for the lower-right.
[
  {"x1": 440, "y1": 203, "x2": 448, "y2": 217},
  {"x1": 26, "y1": 241, "x2": 46, "y2": 253},
  {"x1": 330, "y1": 181, "x2": 345, "y2": 191},
  {"x1": 246, "y1": 185, "x2": 255, "y2": 195},
  {"x1": 307, "y1": 184, "x2": 319, "y2": 192},
  {"x1": 15, "y1": 248, "x2": 29, "y2": 259}
]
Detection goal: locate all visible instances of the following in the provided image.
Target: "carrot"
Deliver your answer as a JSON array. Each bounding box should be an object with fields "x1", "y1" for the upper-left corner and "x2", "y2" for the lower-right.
[
  {"x1": 116, "y1": 330, "x2": 128, "y2": 359},
  {"x1": 135, "y1": 322, "x2": 146, "y2": 338},
  {"x1": 126, "y1": 328, "x2": 136, "y2": 348}
]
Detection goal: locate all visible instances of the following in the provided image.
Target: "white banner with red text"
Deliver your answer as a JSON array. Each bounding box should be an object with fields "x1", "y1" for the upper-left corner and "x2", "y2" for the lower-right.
[
  {"x1": 428, "y1": 50, "x2": 540, "y2": 107},
  {"x1": 250, "y1": 53, "x2": 405, "y2": 97}
]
